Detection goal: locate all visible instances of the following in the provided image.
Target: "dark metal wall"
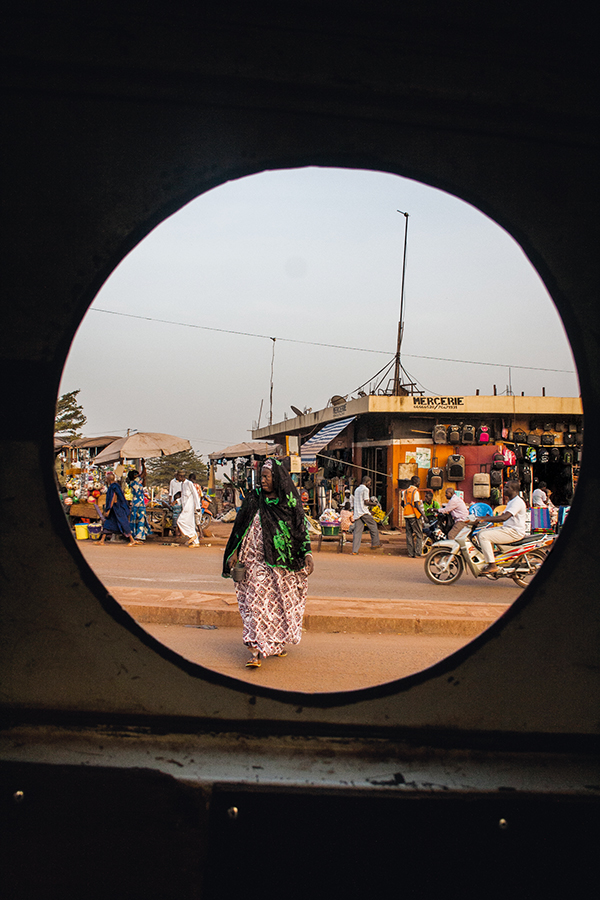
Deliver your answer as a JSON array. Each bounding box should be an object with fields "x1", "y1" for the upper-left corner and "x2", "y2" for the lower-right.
[{"x1": 1, "y1": 3, "x2": 598, "y2": 894}]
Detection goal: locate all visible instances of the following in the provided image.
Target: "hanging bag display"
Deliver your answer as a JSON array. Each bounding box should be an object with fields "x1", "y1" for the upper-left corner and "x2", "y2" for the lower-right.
[
  {"x1": 427, "y1": 466, "x2": 444, "y2": 490},
  {"x1": 433, "y1": 424, "x2": 447, "y2": 444},
  {"x1": 513, "y1": 430, "x2": 527, "y2": 444},
  {"x1": 447, "y1": 454, "x2": 466, "y2": 481},
  {"x1": 502, "y1": 446, "x2": 516, "y2": 466},
  {"x1": 473, "y1": 472, "x2": 490, "y2": 499},
  {"x1": 492, "y1": 451, "x2": 505, "y2": 469},
  {"x1": 476, "y1": 425, "x2": 490, "y2": 444},
  {"x1": 541, "y1": 432, "x2": 555, "y2": 446},
  {"x1": 461, "y1": 424, "x2": 475, "y2": 444},
  {"x1": 490, "y1": 468, "x2": 503, "y2": 487},
  {"x1": 527, "y1": 433, "x2": 541, "y2": 447},
  {"x1": 564, "y1": 432, "x2": 576, "y2": 446},
  {"x1": 447, "y1": 424, "x2": 461, "y2": 444}
]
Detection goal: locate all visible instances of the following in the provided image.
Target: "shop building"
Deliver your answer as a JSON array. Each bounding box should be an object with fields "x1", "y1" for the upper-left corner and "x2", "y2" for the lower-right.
[{"x1": 253, "y1": 394, "x2": 583, "y2": 525}]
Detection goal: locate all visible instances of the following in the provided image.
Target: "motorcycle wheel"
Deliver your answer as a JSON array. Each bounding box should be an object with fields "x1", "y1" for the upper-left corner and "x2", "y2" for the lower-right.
[
  {"x1": 512, "y1": 549, "x2": 547, "y2": 587},
  {"x1": 421, "y1": 537, "x2": 432, "y2": 556},
  {"x1": 425, "y1": 549, "x2": 464, "y2": 584}
]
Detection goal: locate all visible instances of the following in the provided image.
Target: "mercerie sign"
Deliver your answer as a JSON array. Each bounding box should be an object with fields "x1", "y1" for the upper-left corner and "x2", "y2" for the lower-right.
[{"x1": 412, "y1": 396, "x2": 465, "y2": 410}]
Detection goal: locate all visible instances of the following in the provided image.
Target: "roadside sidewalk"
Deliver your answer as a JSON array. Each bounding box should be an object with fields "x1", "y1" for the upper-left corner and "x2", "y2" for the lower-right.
[{"x1": 111, "y1": 585, "x2": 509, "y2": 638}]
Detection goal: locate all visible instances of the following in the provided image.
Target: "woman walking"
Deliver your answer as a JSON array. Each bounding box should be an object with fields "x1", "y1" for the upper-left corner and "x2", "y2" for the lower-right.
[
  {"x1": 98, "y1": 472, "x2": 138, "y2": 545},
  {"x1": 127, "y1": 460, "x2": 151, "y2": 542},
  {"x1": 223, "y1": 458, "x2": 314, "y2": 667}
]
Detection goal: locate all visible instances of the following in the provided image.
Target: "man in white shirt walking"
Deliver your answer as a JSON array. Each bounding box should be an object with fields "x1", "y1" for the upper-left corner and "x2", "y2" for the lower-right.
[
  {"x1": 352, "y1": 476, "x2": 381, "y2": 555},
  {"x1": 476, "y1": 481, "x2": 527, "y2": 574}
]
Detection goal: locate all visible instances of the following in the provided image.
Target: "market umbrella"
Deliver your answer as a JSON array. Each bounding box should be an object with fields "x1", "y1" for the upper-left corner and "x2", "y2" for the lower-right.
[{"x1": 92, "y1": 432, "x2": 192, "y2": 464}]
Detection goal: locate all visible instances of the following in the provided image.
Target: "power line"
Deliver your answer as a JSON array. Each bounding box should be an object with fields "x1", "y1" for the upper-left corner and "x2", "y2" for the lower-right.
[{"x1": 90, "y1": 307, "x2": 575, "y2": 374}]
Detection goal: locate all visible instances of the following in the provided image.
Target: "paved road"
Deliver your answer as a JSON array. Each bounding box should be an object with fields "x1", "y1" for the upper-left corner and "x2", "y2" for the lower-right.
[{"x1": 79, "y1": 541, "x2": 523, "y2": 605}]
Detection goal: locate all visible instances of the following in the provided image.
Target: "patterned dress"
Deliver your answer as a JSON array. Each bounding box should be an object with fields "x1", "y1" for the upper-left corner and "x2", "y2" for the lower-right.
[
  {"x1": 237, "y1": 513, "x2": 308, "y2": 658},
  {"x1": 129, "y1": 477, "x2": 151, "y2": 541}
]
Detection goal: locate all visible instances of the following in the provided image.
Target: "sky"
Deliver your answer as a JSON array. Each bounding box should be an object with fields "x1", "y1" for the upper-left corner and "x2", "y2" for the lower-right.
[{"x1": 59, "y1": 166, "x2": 579, "y2": 461}]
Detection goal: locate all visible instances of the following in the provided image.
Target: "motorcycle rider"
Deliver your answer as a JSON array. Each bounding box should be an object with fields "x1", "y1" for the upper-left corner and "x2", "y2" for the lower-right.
[
  {"x1": 439, "y1": 487, "x2": 470, "y2": 540},
  {"x1": 476, "y1": 480, "x2": 527, "y2": 574}
]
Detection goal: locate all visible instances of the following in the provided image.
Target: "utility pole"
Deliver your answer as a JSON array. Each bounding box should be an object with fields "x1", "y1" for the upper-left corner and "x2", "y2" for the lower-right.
[
  {"x1": 393, "y1": 210, "x2": 409, "y2": 395},
  {"x1": 269, "y1": 338, "x2": 276, "y2": 425}
]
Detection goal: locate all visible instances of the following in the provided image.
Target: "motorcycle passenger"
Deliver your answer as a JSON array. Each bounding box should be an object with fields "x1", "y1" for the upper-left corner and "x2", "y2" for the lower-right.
[
  {"x1": 422, "y1": 489, "x2": 440, "y2": 516},
  {"x1": 439, "y1": 487, "x2": 470, "y2": 540},
  {"x1": 476, "y1": 480, "x2": 527, "y2": 574}
]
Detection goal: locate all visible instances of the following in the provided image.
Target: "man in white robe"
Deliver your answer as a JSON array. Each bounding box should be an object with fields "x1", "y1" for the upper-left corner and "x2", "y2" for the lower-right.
[{"x1": 177, "y1": 475, "x2": 201, "y2": 545}]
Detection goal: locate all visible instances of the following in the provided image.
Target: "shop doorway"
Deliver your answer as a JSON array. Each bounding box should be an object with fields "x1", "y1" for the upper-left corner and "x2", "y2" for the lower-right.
[{"x1": 361, "y1": 446, "x2": 388, "y2": 513}]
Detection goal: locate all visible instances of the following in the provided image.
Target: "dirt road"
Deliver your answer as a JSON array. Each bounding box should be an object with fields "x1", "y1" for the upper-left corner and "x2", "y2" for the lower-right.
[
  {"x1": 77, "y1": 539, "x2": 521, "y2": 691},
  {"x1": 142, "y1": 624, "x2": 472, "y2": 693}
]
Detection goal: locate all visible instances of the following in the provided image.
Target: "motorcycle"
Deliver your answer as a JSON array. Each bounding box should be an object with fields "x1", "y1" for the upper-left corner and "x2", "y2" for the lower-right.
[
  {"x1": 422, "y1": 511, "x2": 453, "y2": 556},
  {"x1": 424, "y1": 518, "x2": 556, "y2": 587}
]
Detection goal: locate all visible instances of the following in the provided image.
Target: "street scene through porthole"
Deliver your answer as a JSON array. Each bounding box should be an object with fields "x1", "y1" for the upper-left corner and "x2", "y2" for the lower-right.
[{"x1": 55, "y1": 167, "x2": 581, "y2": 692}]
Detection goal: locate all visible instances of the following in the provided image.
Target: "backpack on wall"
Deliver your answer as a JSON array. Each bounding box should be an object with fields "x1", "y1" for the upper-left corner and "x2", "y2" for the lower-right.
[
  {"x1": 539, "y1": 449, "x2": 550, "y2": 464},
  {"x1": 433, "y1": 424, "x2": 447, "y2": 444},
  {"x1": 526, "y1": 446, "x2": 537, "y2": 463},
  {"x1": 491, "y1": 452, "x2": 505, "y2": 469},
  {"x1": 564, "y1": 432, "x2": 576, "y2": 446},
  {"x1": 461, "y1": 424, "x2": 475, "y2": 444},
  {"x1": 520, "y1": 463, "x2": 532, "y2": 485},
  {"x1": 476, "y1": 425, "x2": 490, "y2": 444},
  {"x1": 502, "y1": 446, "x2": 516, "y2": 465},
  {"x1": 563, "y1": 448, "x2": 573, "y2": 465},
  {"x1": 447, "y1": 454, "x2": 466, "y2": 481},
  {"x1": 490, "y1": 468, "x2": 503, "y2": 487},
  {"x1": 447, "y1": 424, "x2": 461, "y2": 444},
  {"x1": 427, "y1": 467, "x2": 444, "y2": 490},
  {"x1": 550, "y1": 447, "x2": 561, "y2": 463}
]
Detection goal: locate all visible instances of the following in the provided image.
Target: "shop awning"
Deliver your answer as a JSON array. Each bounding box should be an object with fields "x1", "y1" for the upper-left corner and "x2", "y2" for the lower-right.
[
  {"x1": 300, "y1": 417, "x2": 356, "y2": 465},
  {"x1": 208, "y1": 442, "x2": 276, "y2": 461}
]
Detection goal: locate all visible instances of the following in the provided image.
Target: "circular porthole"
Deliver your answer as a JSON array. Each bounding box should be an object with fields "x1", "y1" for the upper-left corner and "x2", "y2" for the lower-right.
[{"x1": 56, "y1": 166, "x2": 581, "y2": 694}]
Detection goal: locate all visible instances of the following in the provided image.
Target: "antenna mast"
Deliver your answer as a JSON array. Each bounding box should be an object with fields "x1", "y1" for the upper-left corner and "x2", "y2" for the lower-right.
[{"x1": 393, "y1": 210, "x2": 409, "y2": 395}]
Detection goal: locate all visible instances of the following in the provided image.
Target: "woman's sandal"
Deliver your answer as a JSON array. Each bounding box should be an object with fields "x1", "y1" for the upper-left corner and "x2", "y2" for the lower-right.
[
  {"x1": 276, "y1": 651, "x2": 287, "y2": 658},
  {"x1": 246, "y1": 654, "x2": 261, "y2": 668}
]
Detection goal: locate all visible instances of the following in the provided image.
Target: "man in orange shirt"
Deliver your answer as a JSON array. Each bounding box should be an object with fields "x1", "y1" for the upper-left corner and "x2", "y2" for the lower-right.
[{"x1": 403, "y1": 475, "x2": 425, "y2": 557}]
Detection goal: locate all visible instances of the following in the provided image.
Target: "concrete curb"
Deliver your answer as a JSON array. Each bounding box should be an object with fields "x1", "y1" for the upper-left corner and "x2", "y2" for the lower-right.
[{"x1": 111, "y1": 587, "x2": 509, "y2": 638}]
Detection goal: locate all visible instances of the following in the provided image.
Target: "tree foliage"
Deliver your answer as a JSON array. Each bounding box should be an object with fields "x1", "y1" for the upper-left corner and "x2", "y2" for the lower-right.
[
  {"x1": 55, "y1": 389, "x2": 87, "y2": 438},
  {"x1": 145, "y1": 449, "x2": 208, "y2": 488}
]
